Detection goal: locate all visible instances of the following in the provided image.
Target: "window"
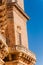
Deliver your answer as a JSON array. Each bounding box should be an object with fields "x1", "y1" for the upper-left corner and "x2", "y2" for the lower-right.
[
  {"x1": 17, "y1": 26, "x2": 22, "y2": 45},
  {"x1": 3, "y1": 56, "x2": 9, "y2": 62},
  {"x1": 6, "y1": 37, "x2": 10, "y2": 45},
  {"x1": 0, "y1": 0, "x2": 2, "y2": 4},
  {"x1": 18, "y1": 32, "x2": 21, "y2": 45}
]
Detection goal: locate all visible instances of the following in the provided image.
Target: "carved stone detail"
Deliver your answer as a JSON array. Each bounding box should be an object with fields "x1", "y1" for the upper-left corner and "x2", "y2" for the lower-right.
[{"x1": 0, "y1": 58, "x2": 5, "y2": 65}]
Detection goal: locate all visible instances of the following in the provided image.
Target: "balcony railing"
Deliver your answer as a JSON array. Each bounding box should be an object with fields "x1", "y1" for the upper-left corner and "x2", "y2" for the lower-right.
[{"x1": 9, "y1": 45, "x2": 36, "y2": 60}]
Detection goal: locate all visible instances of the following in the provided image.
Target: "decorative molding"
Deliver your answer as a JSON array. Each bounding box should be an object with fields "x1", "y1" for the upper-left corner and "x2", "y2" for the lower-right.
[
  {"x1": 0, "y1": 34, "x2": 9, "y2": 59},
  {"x1": 6, "y1": 46, "x2": 36, "y2": 64},
  {"x1": 7, "y1": 3, "x2": 30, "y2": 20}
]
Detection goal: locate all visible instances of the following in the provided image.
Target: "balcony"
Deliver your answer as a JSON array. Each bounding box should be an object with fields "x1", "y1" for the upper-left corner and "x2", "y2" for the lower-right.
[{"x1": 9, "y1": 45, "x2": 36, "y2": 61}]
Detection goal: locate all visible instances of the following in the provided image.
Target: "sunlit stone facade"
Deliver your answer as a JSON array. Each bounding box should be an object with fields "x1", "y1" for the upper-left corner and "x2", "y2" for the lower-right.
[{"x1": 0, "y1": 0, "x2": 36, "y2": 65}]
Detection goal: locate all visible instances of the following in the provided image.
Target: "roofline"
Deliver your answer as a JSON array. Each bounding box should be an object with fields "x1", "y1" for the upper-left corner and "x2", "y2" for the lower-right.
[{"x1": 7, "y1": 2, "x2": 30, "y2": 20}]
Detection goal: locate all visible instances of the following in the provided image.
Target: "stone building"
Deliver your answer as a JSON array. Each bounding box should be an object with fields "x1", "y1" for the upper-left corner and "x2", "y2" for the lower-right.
[{"x1": 0, "y1": 0, "x2": 36, "y2": 65}]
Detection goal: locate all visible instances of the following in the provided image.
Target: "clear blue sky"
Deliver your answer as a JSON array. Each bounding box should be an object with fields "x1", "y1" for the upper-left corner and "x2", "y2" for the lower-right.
[{"x1": 24, "y1": 0, "x2": 43, "y2": 65}]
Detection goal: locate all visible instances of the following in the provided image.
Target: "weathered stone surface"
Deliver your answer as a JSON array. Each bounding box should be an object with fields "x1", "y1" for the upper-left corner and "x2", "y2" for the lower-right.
[
  {"x1": 0, "y1": 0, "x2": 36, "y2": 65},
  {"x1": 0, "y1": 58, "x2": 5, "y2": 65}
]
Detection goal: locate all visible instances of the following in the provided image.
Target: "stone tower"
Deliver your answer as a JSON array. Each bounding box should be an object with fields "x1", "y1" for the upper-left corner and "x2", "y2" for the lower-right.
[{"x1": 0, "y1": 0, "x2": 36, "y2": 65}]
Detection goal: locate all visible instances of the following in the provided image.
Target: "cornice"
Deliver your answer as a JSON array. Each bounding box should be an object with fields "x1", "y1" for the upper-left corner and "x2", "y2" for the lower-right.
[{"x1": 7, "y1": 2, "x2": 30, "y2": 20}]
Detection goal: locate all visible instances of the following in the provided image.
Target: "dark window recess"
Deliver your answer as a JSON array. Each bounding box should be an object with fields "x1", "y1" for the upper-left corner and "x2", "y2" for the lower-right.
[
  {"x1": 0, "y1": 42, "x2": 2, "y2": 49},
  {"x1": 0, "y1": 0, "x2": 2, "y2": 3},
  {"x1": 0, "y1": 0, "x2": 2, "y2": 5},
  {"x1": 11, "y1": 54, "x2": 17, "y2": 60},
  {"x1": 12, "y1": 54, "x2": 15, "y2": 60},
  {"x1": 6, "y1": 37, "x2": 10, "y2": 45},
  {"x1": 3, "y1": 56, "x2": 9, "y2": 62}
]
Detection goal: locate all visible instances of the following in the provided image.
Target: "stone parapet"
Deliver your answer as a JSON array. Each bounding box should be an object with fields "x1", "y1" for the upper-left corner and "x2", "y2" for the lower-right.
[{"x1": 5, "y1": 45, "x2": 36, "y2": 65}]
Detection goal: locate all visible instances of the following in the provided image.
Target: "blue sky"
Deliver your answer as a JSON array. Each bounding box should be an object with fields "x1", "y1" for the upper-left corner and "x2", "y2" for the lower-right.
[{"x1": 24, "y1": 0, "x2": 43, "y2": 65}]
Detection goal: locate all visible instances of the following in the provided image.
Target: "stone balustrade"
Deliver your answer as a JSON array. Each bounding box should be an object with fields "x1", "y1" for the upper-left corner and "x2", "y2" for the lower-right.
[{"x1": 9, "y1": 45, "x2": 36, "y2": 61}]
